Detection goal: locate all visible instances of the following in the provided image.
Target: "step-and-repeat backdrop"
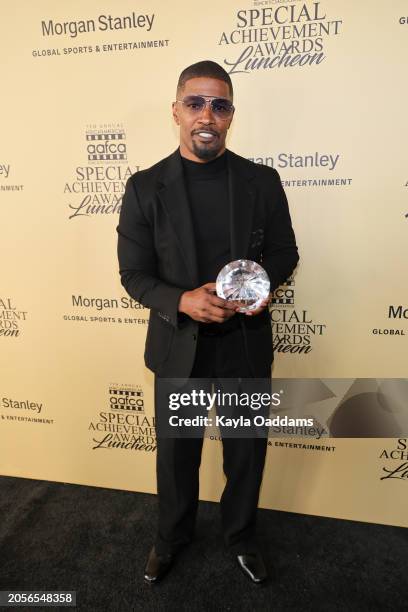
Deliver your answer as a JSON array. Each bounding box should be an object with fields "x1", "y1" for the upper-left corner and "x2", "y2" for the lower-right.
[{"x1": 1, "y1": 1, "x2": 407, "y2": 528}]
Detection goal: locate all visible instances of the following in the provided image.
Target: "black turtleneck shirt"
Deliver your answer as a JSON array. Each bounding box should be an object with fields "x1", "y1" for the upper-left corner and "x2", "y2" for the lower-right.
[
  {"x1": 180, "y1": 148, "x2": 240, "y2": 332},
  {"x1": 181, "y1": 148, "x2": 230, "y2": 285}
]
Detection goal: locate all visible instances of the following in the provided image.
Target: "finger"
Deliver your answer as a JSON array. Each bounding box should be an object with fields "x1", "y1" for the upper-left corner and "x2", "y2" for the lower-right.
[
  {"x1": 208, "y1": 295, "x2": 236, "y2": 310},
  {"x1": 206, "y1": 305, "x2": 235, "y2": 321},
  {"x1": 202, "y1": 282, "x2": 217, "y2": 293},
  {"x1": 245, "y1": 302, "x2": 268, "y2": 316},
  {"x1": 225, "y1": 299, "x2": 245, "y2": 310},
  {"x1": 220, "y1": 309, "x2": 236, "y2": 319}
]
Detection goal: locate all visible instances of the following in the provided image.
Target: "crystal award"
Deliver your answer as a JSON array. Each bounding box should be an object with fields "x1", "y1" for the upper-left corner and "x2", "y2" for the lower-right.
[{"x1": 216, "y1": 259, "x2": 270, "y2": 312}]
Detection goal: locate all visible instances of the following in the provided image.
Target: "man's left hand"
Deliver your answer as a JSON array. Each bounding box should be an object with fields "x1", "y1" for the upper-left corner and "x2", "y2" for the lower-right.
[{"x1": 239, "y1": 292, "x2": 272, "y2": 317}]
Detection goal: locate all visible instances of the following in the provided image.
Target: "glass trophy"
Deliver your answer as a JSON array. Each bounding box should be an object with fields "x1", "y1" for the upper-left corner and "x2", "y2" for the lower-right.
[{"x1": 216, "y1": 259, "x2": 270, "y2": 312}]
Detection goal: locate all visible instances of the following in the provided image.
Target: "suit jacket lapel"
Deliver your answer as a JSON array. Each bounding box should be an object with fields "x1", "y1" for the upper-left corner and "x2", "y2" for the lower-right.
[
  {"x1": 157, "y1": 149, "x2": 199, "y2": 287},
  {"x1": 227, "y1": 150, "x2": 256, "y2": 261}
]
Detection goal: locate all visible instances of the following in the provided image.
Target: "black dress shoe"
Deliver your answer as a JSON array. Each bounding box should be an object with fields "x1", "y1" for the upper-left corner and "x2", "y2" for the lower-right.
[
  {"x1": 143, "y1": 546, "x2": 174, "y2": 584},
  {"x1": 236, "y1": 551, "x2": 268, "y2": 584}
]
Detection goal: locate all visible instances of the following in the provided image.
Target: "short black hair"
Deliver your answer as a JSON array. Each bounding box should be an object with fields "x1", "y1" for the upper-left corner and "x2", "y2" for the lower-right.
[{"x1": 176, "y1": 60, "x2": 233, "y2": 99}]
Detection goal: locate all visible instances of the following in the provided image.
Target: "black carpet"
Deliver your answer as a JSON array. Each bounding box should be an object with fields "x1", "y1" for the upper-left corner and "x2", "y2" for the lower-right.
[{"x1": 0, "y1": 475, "x2": 406, "y2": 611}]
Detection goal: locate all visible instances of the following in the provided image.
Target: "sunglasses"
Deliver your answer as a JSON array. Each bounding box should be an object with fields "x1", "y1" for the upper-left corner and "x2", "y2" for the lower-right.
[{"x1": 176, "y1": 95, "x2": 235, "y2": 119}]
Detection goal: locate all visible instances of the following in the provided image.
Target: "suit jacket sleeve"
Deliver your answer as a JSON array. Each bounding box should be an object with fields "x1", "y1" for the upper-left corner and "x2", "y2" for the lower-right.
[
  {"x1": 116, "y1": 176, "x2": 185, "y2": 328},
  {"x1": 261, "y1": 168, "x2": 299, "y2": 292}
]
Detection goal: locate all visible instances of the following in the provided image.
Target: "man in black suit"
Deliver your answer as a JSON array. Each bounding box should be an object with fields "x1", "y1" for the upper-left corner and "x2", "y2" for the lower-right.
[{"x1": 116, "y1": 60, "x2": 299, "y2": 584}]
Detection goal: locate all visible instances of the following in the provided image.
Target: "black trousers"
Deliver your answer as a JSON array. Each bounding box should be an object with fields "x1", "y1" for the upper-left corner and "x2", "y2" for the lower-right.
[{"x1": 154, "y1": 327, "x2": 270, "y2": 556}]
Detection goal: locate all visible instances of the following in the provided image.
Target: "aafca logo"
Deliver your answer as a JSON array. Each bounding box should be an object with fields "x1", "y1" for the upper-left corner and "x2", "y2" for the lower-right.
[
  {"x1": 88, "y1": 382, "x2": 156, "y2": 452},
  {"x1": 109, "y1": 384, "x2": 144, "y2": 412},
  {"x1": 86, "y1": 124, "x2": 127, "y2": 162},
  {"x1": 271, "y1": 276, "x2": 294, "y2": 307},
  {"x1": 269, "y1": 278, "x2": 326, "y2": 354},
  {"x1": 64, "y1": 122, "x2": 138, "y2": 220}
]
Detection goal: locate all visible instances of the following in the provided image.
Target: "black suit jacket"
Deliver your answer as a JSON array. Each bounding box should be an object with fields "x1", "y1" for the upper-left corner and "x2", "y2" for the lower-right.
[{"x1": 116, "y1": 148, "x2": 299, "y2": 379}]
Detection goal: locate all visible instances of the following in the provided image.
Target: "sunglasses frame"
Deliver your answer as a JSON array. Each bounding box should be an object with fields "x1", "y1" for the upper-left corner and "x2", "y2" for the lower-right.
[{"x1": 176, "y1": 94, "x2": 235, "y2": 120}]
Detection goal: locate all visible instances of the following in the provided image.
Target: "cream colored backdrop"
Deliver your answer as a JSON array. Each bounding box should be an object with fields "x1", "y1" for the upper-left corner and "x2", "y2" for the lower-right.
[{"x1": 1, "y1": 1, "x2": 407, "y2": 527}]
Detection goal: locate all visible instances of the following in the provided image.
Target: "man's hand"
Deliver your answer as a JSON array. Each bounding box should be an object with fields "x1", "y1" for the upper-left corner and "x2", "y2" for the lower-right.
[
  {"x1": 178, "y1": 283, "x2": 238, "y2": 323},
  {"x1": 243, "y1": 293, "x2": 272, "y2": 317}
]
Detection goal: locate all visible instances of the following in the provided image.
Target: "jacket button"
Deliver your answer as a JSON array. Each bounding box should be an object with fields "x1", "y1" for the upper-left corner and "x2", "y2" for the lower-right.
[{"x1": 193, "y1": 334, "x2": 197, "y2": 341}]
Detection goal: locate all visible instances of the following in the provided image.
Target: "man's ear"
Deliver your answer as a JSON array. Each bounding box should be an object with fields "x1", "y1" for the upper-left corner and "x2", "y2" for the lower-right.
[{"x1": 172, "y1": 102, "x2": 180, "y2": 125}]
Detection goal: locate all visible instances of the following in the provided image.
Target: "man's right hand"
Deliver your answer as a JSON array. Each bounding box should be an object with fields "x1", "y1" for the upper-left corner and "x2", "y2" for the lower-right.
[{"x1": 178, "y1": 282, "x2": 238, "y2": 324}]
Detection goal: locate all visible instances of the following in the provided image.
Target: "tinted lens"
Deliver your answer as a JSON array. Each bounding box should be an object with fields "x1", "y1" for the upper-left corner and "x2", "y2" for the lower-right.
[
  {"x1": 182, "y1": 95, "x2": 206, "y2": 111},
  {"x1": 211, "y1": 98, "x2": 234, "y2": 117}
]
